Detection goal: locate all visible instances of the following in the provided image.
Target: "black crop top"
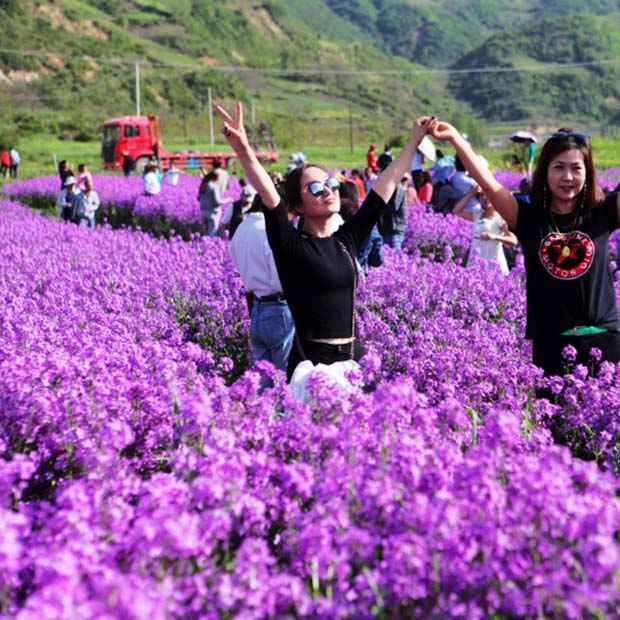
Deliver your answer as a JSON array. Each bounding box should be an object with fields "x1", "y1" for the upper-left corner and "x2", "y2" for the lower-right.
[{"x1": 264, "y1": 189, "x2": 387, "y2": 341}]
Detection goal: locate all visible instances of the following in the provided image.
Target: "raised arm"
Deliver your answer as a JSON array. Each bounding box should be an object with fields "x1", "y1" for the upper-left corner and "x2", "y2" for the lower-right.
[
  {"x1": 213, "y1": 102, "x2": 280, "y2": 209},
  {"x1": 372, "y1": 116, "x2": 434, "y2": 204},
  {"x1": 451, "y1": 185, "x2": 479, "y2": 221},
  {"x1": 429, "y1": 120, "x2": 518, "y2": 229}
]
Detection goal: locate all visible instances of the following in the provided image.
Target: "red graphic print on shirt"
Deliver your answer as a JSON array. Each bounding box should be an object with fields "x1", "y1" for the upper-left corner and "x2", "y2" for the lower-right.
[{"x1": 539, "y1": 231, "x2": 595, "y2": 279}]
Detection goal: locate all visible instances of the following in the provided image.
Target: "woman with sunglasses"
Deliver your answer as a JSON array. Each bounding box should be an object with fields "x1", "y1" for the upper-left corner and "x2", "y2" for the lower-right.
[
  {"x1": 215, "y1": 102, "x2": 434, "y2": 379},
  {"x1": 430, "y1": 120, "x2": 620, "y2": 377}
]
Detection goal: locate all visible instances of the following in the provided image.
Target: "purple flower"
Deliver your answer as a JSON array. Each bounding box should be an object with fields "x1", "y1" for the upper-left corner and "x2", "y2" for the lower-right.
[
  {"x1": 589, "y1": 347, "x2": 603, "y2": 363},
  {"x1": 562, "y1": 345, "x2": 578, "y2": 363}
]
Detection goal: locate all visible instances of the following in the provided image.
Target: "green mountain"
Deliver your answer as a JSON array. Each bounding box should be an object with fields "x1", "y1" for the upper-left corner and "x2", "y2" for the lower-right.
[
  {"x1": 322, "y1": 0, "x2": 620, "y2": 68},
  {"x1": 449, "y1": 12, "x2": 620, "y2": 124},
  {"x1": 0, "y1": 0, "x2": 619, "y2": 149}
]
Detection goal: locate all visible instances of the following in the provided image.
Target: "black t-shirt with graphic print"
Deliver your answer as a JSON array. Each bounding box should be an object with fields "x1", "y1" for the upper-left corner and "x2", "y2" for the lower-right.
[{"x1": 514, "y1": 193, "x2": 620, "y2": 340}]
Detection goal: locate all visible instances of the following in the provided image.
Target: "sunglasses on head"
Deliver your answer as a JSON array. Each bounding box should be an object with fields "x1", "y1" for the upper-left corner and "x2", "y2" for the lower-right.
[
  {"x1": 305, "y1": 176, "x2": 340, "y2": 197},
  {"x1": 549, "y1": 131, "x2": 590, "y2": 142}
]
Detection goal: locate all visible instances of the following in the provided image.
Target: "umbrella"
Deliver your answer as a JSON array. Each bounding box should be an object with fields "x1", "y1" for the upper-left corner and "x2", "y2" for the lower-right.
[
  {"x1": 510, "y1": 130, "x2": 537, "y2": 143},
  {"x1": 417, "y1": 136, "x2": 437, "y2": 161}
]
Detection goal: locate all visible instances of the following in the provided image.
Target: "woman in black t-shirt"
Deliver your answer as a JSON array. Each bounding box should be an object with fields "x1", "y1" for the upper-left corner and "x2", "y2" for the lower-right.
[
  {"x1": 215, "y1": 102, "x2": 434, "y2": 379},
  {"x1": 430, "y1": 120, "x2": 620, "y2": 377}
]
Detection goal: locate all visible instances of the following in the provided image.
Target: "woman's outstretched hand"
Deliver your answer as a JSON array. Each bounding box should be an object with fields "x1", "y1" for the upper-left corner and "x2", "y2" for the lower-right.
[
  {"x1": 213, "y1": 101, "x2": 249, "y2": 153},
  {"x1": 213, "y1": 101, "x2": 280, "y2": 209},
  {"x1": 428, "y1": 119, "x2": 460, "y2": 143},
  {"x1": 411, "y1": 116, "x2": 434, "y2": 144}
]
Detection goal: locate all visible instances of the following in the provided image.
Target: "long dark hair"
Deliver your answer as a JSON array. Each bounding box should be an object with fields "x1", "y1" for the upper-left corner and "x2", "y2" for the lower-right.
[
  {"x1": 283, "y1": 162, "x2": 328, "y2": 214},
  {"x1": 530, "y1": 129, "x2": 603, "y2": 212}
]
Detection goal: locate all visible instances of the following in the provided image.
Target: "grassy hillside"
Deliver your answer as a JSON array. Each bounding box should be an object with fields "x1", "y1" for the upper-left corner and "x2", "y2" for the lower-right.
[
  {"x1": 0, "y1": 0, "x2": 619, "y2": 158},
  {"x1": 0, "y1": 0, "x2": 460, "y2": 151}
]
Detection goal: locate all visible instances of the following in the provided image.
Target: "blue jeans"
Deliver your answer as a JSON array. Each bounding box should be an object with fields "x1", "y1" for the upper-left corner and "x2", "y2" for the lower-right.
[
  {"x1": 202, "y1": 208, "x2": 220, "y2": 236},
  {"x1": 382, "y1": 232, "x2": 404, "y2": 251},
  {"x1": 250, "y1": 299, "x2": 295, "y2": 371},
  {"x1": 77, "y1": 215, "x2": 96, "y2": 229}
]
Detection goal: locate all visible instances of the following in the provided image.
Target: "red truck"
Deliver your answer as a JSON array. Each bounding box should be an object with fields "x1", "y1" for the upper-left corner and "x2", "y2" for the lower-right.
[{"x1": 101, "y1": 114, "x2": 279, "y2": 172}]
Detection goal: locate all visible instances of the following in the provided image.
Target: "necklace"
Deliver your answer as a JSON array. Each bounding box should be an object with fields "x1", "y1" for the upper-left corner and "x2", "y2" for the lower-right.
[{"x1": 548, "y1": 209, "x2": 580, "y2": 258}]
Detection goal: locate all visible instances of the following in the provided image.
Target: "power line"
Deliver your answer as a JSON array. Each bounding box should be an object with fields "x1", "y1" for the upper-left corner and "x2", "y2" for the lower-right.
[{"x1": 0, "y1": 47, "x2": 618, "y2": 76}]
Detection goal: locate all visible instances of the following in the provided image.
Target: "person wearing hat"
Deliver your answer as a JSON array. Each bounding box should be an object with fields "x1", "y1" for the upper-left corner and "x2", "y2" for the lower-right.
[
  {"x1": 401, "y1": 171, "x2": 418, "y2": 204},
  {"x1": 56, "y1": 175, "x2": 80, "y2": 222},
  {"x1": 143, "y1": 162, "x2": 161, "y2": 196},
  {"x1": 219, "y1": 184, "x2": 257, "y2": 239}
]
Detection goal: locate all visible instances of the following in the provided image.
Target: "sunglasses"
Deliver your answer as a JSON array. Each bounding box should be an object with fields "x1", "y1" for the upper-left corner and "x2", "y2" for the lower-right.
[
  {"x1": 549, "y1": 131, "x2": 590, "y2": 142},
  {"x1": 305, "y1": 176, "x2": 340, "y2": 197}
]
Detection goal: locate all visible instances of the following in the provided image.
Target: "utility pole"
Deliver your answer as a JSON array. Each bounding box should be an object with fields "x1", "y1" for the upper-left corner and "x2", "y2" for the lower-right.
[
  {"x1": 135, "y1": 61, "x2": 141, "y2": 116},
  {"x1": 348, "y1": 104, "x2": 353, "y2": 154},
  {"x1": 208, "y1": 87, "x2": 214, "y2": 145}
]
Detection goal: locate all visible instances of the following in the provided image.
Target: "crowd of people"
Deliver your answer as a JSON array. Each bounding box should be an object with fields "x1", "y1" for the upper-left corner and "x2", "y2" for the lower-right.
[
  {"x1": 56, "y1": 160, "x2": 100, "y2": 228},
  {"x1": 49, "y1": 109, "x2": 620, "y2": 386},
  {"x1": 210, "y1": 102, "x2": 620, "y2": 387}
]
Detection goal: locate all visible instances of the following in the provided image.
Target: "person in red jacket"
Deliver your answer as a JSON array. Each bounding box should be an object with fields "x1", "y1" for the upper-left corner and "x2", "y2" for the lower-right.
[
  {"x1": 366, "y1": 143, "x2": 379, "y2": 173},
  {"x1": 0, "y1": 149, "x2": 11, "y2": 178},
  {"x1": 350, "y1": 168, "x2": 366, "y2": 202}
]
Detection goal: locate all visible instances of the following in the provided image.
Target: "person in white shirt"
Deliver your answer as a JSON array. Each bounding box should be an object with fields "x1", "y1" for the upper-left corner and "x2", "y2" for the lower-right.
[
  {"x1": 72, "y1": 178, "x2": 100, "y2": 228},
  {"x1": 229, "y1": 197, "x2": 295, "y2": 371},
  {"x1": 143, "y1": 163, "x2": 161, "y2": 195},
  {"x1": 9, "y1": 146, "x2": 20, "y2": 179},
  {"x1": 164, "y1": 165, "x2": 180, "y2": 186},
  {"x1": 452, "y1": 184, "x2": 517, "y2": 275},
  {"x1": 410, "y1": 148, "x2": 425, "y2": 191},
  {"x1": 213, "y1": 158, "x2": 230, "y2": 193}
]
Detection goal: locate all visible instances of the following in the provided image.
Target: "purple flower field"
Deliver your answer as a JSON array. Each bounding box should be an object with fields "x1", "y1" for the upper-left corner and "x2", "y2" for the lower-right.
[
  {"x1": 2, "y1": 168, "x2": 620, "y2": 618},
  {"x1": 3, "y1": 173, "x2": 243, "y2": 239}
]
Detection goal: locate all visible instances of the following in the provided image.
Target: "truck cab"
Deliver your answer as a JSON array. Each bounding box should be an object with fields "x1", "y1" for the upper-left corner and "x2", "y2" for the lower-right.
[{"x1": 102, "y1": 115, "x2": 162, "y2": 171}]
